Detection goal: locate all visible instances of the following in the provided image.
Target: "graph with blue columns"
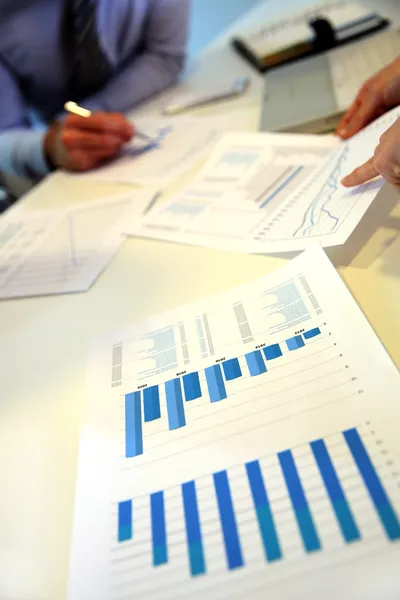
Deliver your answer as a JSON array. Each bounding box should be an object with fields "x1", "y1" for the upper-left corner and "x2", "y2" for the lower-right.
[
  {"x1": 124, "y1": 327, "x2": 322, "y2": 459},
  {"x1": 117, "y1": 428, "x2": 400, "y2": 578}
]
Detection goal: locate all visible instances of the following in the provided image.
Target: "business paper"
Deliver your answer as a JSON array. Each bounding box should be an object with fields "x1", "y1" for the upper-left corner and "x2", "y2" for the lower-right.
[
  {"x1": 68, "y1": 114, "x2": 255, "y2": 187},
  {"x1": 125, "y1": 107, "x2": 400, "y2": 254},
  {"x1": 0, "y1": 191, "x2": 154, "y2": 299},
  {"x1": 68, "y1": 246, "x2": 400, "y2": 600}
]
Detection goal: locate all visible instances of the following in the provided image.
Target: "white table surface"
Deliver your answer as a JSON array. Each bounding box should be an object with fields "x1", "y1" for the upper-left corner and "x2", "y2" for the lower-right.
[{"x1": 0, "y1": 1, "x2": 399, "y2": 599}]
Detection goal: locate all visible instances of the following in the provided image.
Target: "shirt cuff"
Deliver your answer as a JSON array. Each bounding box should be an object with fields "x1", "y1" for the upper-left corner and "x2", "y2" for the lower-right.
[
  {"x1": 0, "y1": 129, "x2": 51, "y2": 180},
  {"x1": 23, "y1": 130, "x2": 51, "y2": 179}
]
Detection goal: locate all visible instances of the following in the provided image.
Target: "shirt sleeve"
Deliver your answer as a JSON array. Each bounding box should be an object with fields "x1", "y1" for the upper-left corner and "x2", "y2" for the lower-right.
[
  {"x1": 84, "y1": 0, "x2": 189, "y2": 113},
  {"x1": 0, "y1": 61, "x2": 50, "y2": 179}
]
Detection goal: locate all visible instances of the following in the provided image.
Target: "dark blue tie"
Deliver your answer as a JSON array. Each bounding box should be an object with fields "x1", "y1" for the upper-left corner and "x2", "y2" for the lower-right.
[{"x1": 64, "y1": 0, "x2": 113, "y2": 101}]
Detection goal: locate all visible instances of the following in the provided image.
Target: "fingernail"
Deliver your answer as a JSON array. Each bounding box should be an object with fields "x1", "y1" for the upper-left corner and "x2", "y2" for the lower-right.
[{"x1": 337, "y1": 128, "x2": 347, "y2": 137}]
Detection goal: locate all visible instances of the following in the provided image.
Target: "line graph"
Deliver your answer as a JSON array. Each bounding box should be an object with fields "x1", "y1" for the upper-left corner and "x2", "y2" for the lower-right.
[
  {"x1": 68, "y1": 214, "x2": 78, "y2": 267},
  {"x1": 294, "y1": 145, "x2": 350, "y2": 238},
  {"x1": 0, "y1": 196, "x2": 133, "y2": 299}
]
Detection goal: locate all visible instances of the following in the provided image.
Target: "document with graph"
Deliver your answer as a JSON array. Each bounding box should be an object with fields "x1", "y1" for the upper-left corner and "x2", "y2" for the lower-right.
[
  {"x1": 125, "y1": 107, "x2": 400, "y2": 253},
  {"x1": 0, "y1": 192, "x2": 153, "y2": 299},
  {"x1": 68, "y1": 246, "x2": 400, "y2": 600},
  {"x1": 68, "y1": 112, "x2": 255, "y2": 187}
]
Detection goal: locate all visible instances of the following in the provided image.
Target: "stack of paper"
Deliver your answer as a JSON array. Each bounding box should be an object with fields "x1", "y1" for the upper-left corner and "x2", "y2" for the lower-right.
[{"x1": 123, "y1": 107, "x2": 399, "y2": 254}]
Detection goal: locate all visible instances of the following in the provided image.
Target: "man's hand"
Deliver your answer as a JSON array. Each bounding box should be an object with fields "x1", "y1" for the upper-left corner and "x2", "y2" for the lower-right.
[
  {"x1": 341, "y1": 116, "x2": 400, "y2": 191},
  {"x1": 44, "y1": 112, "x2": 135, "y2": 171},
  {"x1": 336, "y1": 57, "x2": 400, "y2": 140}
]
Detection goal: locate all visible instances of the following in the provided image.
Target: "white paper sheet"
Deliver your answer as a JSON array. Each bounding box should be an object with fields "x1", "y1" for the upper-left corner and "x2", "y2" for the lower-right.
[
  {"x1": 65, "y1": 113, "x2": 255, "y2": 187},
  {"x1": 125, "y1": 108, "x2": 400, "y2": 254},
  {"x1": 0, "y1": 191, "x2": 154, "y2": 299},
  {"x1": 68, "y1": 246, "x2": 400, "y2": 600}
]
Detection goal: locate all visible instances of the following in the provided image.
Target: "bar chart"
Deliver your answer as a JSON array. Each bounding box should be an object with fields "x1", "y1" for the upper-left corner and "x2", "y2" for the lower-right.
[
  {"x1": 113, "y1": 427, "x2": 400, "y2": 593},
  {"x1": 112, "y1": 271, "x2": 318, "y2": 395},
  {"x1": 124, "y1": 327, "x2": 322, "y2": 458},
  {"x1": 70, "y1": 245, "x2": 400, "y2": 600},
  {"x1": 258, "y1": 165, "x2": 311, "y2": 210}
]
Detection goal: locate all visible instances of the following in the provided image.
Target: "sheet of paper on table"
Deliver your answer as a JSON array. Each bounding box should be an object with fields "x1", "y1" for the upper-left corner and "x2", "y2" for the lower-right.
[
  {"x1": 65, "y1": 112, "x2": 256, "y2": 187},
  {"x1": 68, "y1": 245, "x2": 400, "y2": 600},
  {"x1": 0, "y1": 190, "x2": 155, "y2": 299},
  {"x1": 123, "y1": 107, "x2": 400, "y2": 254}
]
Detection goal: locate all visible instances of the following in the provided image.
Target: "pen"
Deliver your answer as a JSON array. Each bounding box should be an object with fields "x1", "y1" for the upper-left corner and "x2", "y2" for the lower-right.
[
  {"x1": 144, "y1": 191, "x2": 161, "y2": 214},
  {"x1": 64, "y1": 101, "x2": 153, "y2": 142}
]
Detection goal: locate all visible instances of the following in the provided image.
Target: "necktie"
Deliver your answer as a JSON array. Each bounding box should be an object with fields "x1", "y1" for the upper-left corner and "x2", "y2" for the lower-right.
[{"x1": 63, "y1": 0, "x2": 113, "y2": 102}]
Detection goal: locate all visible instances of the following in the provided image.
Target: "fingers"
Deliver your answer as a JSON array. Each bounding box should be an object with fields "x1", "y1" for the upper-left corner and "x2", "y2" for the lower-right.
[
  {"x1": 341, "y1": 157, "x2": 379, "y2": 187},
  {"x1": 336, "y1": 89, "x2": 365, "y2": 137},
  {"x1": 46, "y1": 112, "x2": 135, "y2": 172},
  {"x1": 60, "y1": 114, "x2": 134, "y2": 170},
  {"x1": 66, "y1": 151, "x2": 98, "y2": 172},
  {"x1": 66, "y1": 147, "x2": 119, "y2": 171},
  {"x1": 336, "y1": 89, "x2": 382, "y2": 140},
  {"x1": 61, "y1": 129, "x2": 125, "y2": 154},
  {"x1": 64, "y1": 113, "x2": 135, "y2": 142}
]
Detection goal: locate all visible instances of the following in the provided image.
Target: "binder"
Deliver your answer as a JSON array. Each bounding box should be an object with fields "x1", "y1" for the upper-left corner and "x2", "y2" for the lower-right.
[{"x1": 232, "y1": 4, "x2": 390, "y2": 74}]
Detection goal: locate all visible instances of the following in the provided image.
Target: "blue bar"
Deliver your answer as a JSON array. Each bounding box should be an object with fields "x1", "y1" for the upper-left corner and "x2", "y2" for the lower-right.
[
  {"x1": 286, "y1": 336, "x2": 305, "y2": 351},
  {"x1": 259, "y1": 166, "x2": 304, "y2": 209},
  {"x1": 311, "y1": 439, "x2": 360, "y2": 543},
  {"x1": 263, "y1": 344, "x2": 283, "y2": 361},
  {"x1": 222, "y1": 358, "x2": 242, "y2": 381},
  {"x1": 118, "y1": 500, "x2": 132, "y2": 542},
  {"x1": 150, "y1": 491, "x2": 168, "y2": 566},
  {"x1": 245, "y1": 350, "x2": 267, "y2": 377},
  {"x1": 143, "y1": 386, "x2": 161, "y2": 422},
  {"x1": 205, "y1": 365, "x2": 227, "y2": 403},
  {"x1": 344, "y1": 428, "x2": 400, "y2": 540},
  {"x1": 246, "y1": 461, "x2": 282, "y2": 562},
  {"x1": 183, "y1": 372, "x2": 202, "y2": 402},
  {"x1": 125, "y1": 392, "x2": 143, "y2": 458},
  {"x1": 278, "y1": 450, "x2": 321, "y2": 552},
  {"x1": 165, "y1": 378, "x2": 186, "y2": 430},
  {"x1": 303, "y1": 328, "x2": 321, "y2": 340},
  {"x1": 182, "y1": 481, "x2": 206, "y2": 576},
  {"x1": 213, "y1": 470, "x2": 244, "y2": 570}
]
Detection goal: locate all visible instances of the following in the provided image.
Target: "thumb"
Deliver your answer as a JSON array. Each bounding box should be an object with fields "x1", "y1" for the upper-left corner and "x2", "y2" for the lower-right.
[{"x1": 341, "y1": 156, "x2": 379, "y2": 187}]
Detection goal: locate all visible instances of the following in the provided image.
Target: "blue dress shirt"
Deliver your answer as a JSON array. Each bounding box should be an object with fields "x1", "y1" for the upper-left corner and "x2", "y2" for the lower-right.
[{"x1": 0, "y1": 0, "x2": 188, "y2": 179}]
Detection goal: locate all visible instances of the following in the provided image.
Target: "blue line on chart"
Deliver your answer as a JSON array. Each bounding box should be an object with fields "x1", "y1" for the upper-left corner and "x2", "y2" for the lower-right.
[
  {"x1": 68, "y1": 214, "x2": 78, "y2": 267},
  {"x1": 320, "y1": 207, "x2": 339, "y2": 230},
  {"x1": 293, "y1": 145, "x2": 349, "y2": 238},
  {"x1": 156, "y1": 126, "x2": 173, "y2": 142},
  {"x1": 259, "y1": 166, "x2": 304, "y2": 210}
]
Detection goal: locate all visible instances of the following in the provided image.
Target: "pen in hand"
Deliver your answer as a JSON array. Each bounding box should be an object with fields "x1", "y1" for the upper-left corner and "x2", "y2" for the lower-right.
[{"x1": 64, "y1": 101, "x2": 153, "y2": 142}]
